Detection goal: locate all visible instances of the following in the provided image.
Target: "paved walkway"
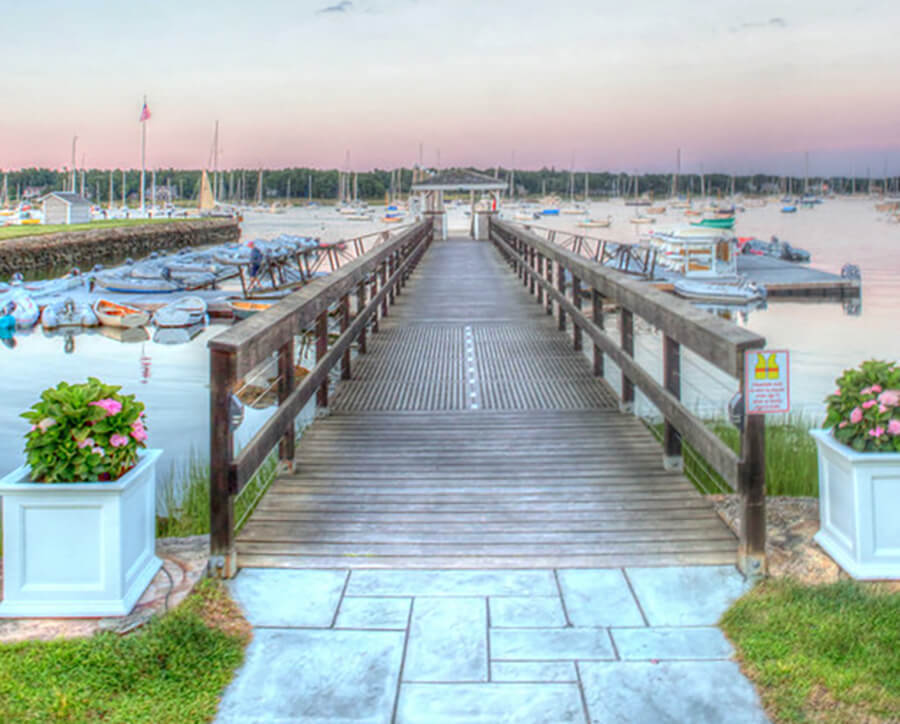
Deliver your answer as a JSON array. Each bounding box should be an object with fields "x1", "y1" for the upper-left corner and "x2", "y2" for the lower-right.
[{"x1": 216, "y1": 565, "x2": 769, "y2": 723}]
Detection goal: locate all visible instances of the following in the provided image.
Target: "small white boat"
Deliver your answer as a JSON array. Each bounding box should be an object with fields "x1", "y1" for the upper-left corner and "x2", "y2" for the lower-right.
[
  {"x1": 0, "y1": 291, "x2": 39, "y2": 328},
  {"x1": 152, "y1": 296, "x2": 207, "y2": 328},
  {"x1": 577, "y1": 216, "x2": 612, "y2": 228},
  {"x1": 630, "y1": 216, "x2": 655, "y2": 225},
  {"x1": 40, "y1": 298, "x2": 99, "y2": 329},
  {"x1": 673, "y1": 278, "x2": 766, "y2": 304},
  {"x1": 24, "y1": 272, "x2": 85, "y2": 301},
  {"x1": 92, "y1": 271, "x2": 181, "y2": 294},
  {"x1": 93, "y1": 299, "x2": 150, "y2": 328}
]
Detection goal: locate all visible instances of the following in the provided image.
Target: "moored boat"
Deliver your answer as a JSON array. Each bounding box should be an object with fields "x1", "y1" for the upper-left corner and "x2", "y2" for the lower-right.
[
  {"x1": 0, "y1": 290, "x2": 39, "y2": 328},
  {"x1": 781, "y1": 205, "x2": 797, "y2": 213},
  {"x1": 40, "y1": 298, "x2": 99, "y2": 329},
  {"x1": 630, "y1": 215, "x2": 655, "y2": 224},
  {"x1": 646, "y1": 206, "x2": 666, "y2": 215},
  {"x1": 577, "y1": 216, "x2": 612, "y2": 228},
  {"x1": 228, "y1": 300, "x2": 274, "y2": 319},
  {"x1": 152, "y1": 296, "x2": 208, "y2": 328},
  {"x1": 93, "y1": 299, "x2": 150, "y2": 328},
  {"x1": 691, "y1": 217, "x2": 735, "y2": 229},
  {"x1": 673, "y1": 278, "x2": 766, "y2": 304}
]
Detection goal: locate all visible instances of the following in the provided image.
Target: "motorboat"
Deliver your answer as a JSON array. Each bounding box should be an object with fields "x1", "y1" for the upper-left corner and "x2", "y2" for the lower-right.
[
  {"x1": 93, "y1": 299, "x2": 150, "y2": 328},
  {"x1": 691, "y1": 217, "x2": 735, "y2": 230},
  {"x1": 781, "y1": 205, "x2": 797, "y2": 213},
  {"x1": 153, "y1": 296, "x2": 208, "y2": 328},
  {"x1": 673, "y1": 278, "x2": 766, "y2": 304},
  {"x1": 40, "y1": 298, "x2": 99, "y2": 329},
  {"x1": 739, "y1": 237, "x2": 811, "y2": 263}
]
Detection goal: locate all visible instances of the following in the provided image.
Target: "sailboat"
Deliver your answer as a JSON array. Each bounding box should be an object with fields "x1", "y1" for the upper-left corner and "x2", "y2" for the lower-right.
[{"x1": 199, "y1": 170, "x2": 215, "y2": 211}]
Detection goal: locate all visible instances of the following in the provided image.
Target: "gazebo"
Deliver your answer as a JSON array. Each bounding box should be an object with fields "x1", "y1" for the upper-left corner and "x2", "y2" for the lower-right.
[{"x1": 411, "y1": 169, "x2": 507, "y2": 240}]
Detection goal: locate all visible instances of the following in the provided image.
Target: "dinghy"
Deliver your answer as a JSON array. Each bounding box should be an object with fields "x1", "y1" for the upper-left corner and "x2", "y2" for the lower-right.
[
  {"x1": 41, "y1": 298, "x2": 99, "y2": 329},
  {"x1": 92, "y1": 270, "x2": 182, "y2": 294},
  {"x1": 228, "y1": 300, "x2": 273, "y2": 320},
  {"x1": 0, "y1": 291, "x2": 39, "y2": 328},
  {"x1": 577, "y1": 217, "x2": 612, "y2": 228},
  {"x1": 673, "y1": 278, "x2": 766, "y2": 304},
  {"x1": 93, "y1": 299, "x2": 150, "y2": 328},
  {"x1": 153, "y1": 297, "x2": 208, "y2": 328}
]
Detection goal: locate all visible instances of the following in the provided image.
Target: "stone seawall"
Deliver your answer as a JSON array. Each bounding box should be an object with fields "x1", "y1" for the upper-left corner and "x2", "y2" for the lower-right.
[{"x1": 0, "y1": 218, "x2": 241, "y2": 277}]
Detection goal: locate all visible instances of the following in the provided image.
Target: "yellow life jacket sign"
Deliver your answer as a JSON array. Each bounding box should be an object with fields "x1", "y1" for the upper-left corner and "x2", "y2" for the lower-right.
[{"x1": 745, "y1": 350, "x2": 790, "y2": 414}]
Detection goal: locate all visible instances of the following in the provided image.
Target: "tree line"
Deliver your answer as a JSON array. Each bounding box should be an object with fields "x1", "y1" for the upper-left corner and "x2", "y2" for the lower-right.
[{"x1": 2, "y1": 166, "x2": 893, "y2": 204}]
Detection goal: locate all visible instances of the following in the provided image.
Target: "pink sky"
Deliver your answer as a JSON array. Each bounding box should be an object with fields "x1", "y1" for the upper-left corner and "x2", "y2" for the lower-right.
[{"x1": 2, "y1": 0, "x2": 899, "y2": 175}]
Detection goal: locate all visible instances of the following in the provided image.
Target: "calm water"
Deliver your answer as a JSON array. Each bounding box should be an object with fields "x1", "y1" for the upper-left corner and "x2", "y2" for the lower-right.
[{"x1": 1, "y1": 199, "x2": 897, "y2": 493}]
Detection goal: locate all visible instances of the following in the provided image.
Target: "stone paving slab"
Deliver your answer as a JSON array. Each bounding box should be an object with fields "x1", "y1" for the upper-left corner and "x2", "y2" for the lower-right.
[
  {"x1": 579, "y1": 660, "x2": 769, "y2": 724},
  {"x1": 557, "y1": 569, "x2": 645, "y2": 627},
  {"x1": 610, "y1": 626, "x2": 734, "y2": 660},
  {"x1": 337, "y1": 597, "x2": 412, "y2": 630},
  {"x1": 228, "y1": 569, "x2": 347, "y2": 627},
  {"x1": 491, "y1": 627, "x2": 615, "y2": 661},
  {"x1": 396, "y1": 683, "x2": 586, "y2": 724},
  {"x1": 404, "y1": 597, "x2": 487, "y2": 682},
  {"x1": 346, "y1": 569, "x2": 557, "y2": 597},
  {"x1": 489, "y1": 596, "x2": 567, "y2": 628},
  {"x1": 491, "y1": 661, "x2": 578, "y2": 682},
  {"x1": 625, "y1": 565, "x2": 750, "y2": 626},
  {"x1": 217, "y1": 628, "x2": 405, "y2": 724}
]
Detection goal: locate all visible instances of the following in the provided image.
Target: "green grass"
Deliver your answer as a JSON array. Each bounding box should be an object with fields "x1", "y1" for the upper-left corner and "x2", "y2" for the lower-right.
[
  {"x1": 651, "y1": 417, "x2": 819, "y2": 497},
  {"x1": 156, "y1": 451, "x2": 279, "y2": 539},
  {"x1": 0, "y1": 579, "x2": 249, "y2": 723},
  {"x1": 721, "y1": 579, "x2": 900, "y2": 723},
  {"x1": 0, "y1": 217, "x2": 187, "y2": 241}
]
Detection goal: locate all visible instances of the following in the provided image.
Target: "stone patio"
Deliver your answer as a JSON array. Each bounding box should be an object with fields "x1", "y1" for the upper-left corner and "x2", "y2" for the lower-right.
[{"x1": 217, "y1": 565, "x2": 769, "y2": 723}]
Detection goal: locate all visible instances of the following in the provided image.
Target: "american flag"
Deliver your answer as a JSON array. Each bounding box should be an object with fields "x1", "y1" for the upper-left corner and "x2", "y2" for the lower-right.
[{"x1": 139, "y1": 101, "x2": 151, "y2": 122}]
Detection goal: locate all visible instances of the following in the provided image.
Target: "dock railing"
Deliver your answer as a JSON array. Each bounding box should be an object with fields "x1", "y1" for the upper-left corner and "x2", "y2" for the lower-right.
[
  {"x1": 490, "y1": 218, "x2": 768, "y2": 577},
  {"x1": 207, "y1": 219, "x2": 433, "y2": 577},
  {"x1": 521, "y1": 224, "x2": 657, "y2": 278}
]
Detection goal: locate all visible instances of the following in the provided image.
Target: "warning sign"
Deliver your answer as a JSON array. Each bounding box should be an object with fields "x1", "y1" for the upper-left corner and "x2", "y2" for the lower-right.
[{"x1": 745, "y1": 349, "x2": 790, "y2": 414}]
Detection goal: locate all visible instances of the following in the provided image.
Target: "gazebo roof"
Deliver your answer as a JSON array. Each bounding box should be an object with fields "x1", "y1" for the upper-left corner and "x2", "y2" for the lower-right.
[{"x1": 411, "y1": 169, "x2": 508, "y2": 192}]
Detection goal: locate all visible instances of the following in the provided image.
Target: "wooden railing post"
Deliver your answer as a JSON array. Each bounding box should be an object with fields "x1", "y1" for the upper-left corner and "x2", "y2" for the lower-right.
[
  {"x1": 545, "y1": 257, "x2": 553, "y2": 315},
  {"x1": 278, "y1": 339, "x2": 295, "y2": 470},
  {"x1": 620, "y1": 308, "x2": 634, "y2": 413},
  {"x1": 316, "y1": 310, "x2": 328, "y2": 407},
  {"x1": 340, "y1": 294, "x2": 351, "y2": 380},
  {"x1": 557, "y1": 263, "x2": 567, "y2": 331},
  {"x1": 572, "y1": 275, "x2": 583, "y2": 351},
  {"x1": 662, "y1": 335, "x2": 683, "y2": 471},
  {"x1": 370, "y1": 270, "x2": 380, "y2": 334},
  {"x1": 357, "y1": 280, "x2": 367, "y2": 354},
  {"x1": 380, "y1": 261, "x2": 388, "y2": 318},
  {"x1": 209, "y1": 348, "x2": 237, "y2": 578},
  {"x1": 592, "y1": 289, "x2": 604, "y2": 377},
  {"x1": 529, "y1": 247, "x2": 536, "y2": 295},
  {"x1": 536, "y1": 254, "x2": 544, "y2": 305},
  {"x1": 739, "y1": 412, "x2": 767, "y2": 579}
]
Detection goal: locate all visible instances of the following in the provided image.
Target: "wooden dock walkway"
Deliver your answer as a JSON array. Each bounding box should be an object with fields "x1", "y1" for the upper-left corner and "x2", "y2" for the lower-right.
[{"x1": 235, "y1": 239, "x2": 739, "y2": 569}]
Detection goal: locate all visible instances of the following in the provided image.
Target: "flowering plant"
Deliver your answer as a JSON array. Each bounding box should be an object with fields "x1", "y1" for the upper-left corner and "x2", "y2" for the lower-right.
[
  {"x1": 21, "y1": 378, "x2": 148, "y2": 483},
  {"x1": 824, "y1": 360, "x2": 900, "y2": 453}
]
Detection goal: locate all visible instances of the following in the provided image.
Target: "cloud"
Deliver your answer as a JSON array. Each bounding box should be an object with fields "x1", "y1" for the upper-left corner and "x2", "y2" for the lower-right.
[
  {"x1": 731, "y1": 17, "x2": 787, "y2": 32},
  {"x1": 317, "y1": 1, "x2": 353, "y2": 13}
]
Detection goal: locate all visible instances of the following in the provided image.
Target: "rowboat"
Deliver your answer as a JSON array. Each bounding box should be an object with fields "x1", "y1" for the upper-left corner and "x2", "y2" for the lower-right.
[
  {"x1": 629, "y1": 216, "x2": 655, "y2": 224},
  {"x1": 229, "y1": 300, "x2": 274, "y2": 320},
  {"x1": 577, "y1": 217, "x2": 612, "y2": 228},
  {"x1": 153, "y1": 296, "x2": 208, "y2": 328},
  {"x1": 691, "y1": 217, "x2": 735, "y2": 229},
  {"x1": 93, "y1": 299, "x2": 150, "y2": 328},
  {"x1": 673, "y1": 278, "x2": 766, "y2": 304},
  {"x1": 41, "y1": 298, "x2": 99, "y2": 329},
  {"x1": 0, "y1": 290, "x2": 39, "y2": 328},
  {"x1": 646, "y1": 206, "x2": 667, "y2": 215},
  {"x1": 382, "y1": 216, "x2": 403, "y2": 223},
  {"x1": 92, "y1": 270, "x2": 182, "y2": 294}
]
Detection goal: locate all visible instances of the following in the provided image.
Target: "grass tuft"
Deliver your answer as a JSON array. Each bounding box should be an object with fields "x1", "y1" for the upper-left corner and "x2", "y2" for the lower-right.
[
  {"x1": 0, "y1": 579, "x2": 249, "y2": 723},
  {"x1": 721, "y1": 579, "x2": 900, "y2": 723}
]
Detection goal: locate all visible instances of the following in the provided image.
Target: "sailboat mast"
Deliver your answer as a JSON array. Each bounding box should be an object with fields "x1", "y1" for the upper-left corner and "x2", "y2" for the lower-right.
[
  {"x1": 213, "y1": 121, "x2": 219, "y2": 203},
  {"x1": 584, "y1": 172, "x2": 588, "y2": 202},
  {"x1": 673, "y1": 148, "x2": 680, "y2": 198},
  {"x1": 804, "y1": 151, "x2": 809, "y2": 195},
  {"x1": 257, "y1": 168, "x2": 263, "y2": 205},
  {"x1": 108, "y1": 171, "x2": 113, "y2": 209},
  {"x1": 308, "y1": 173, "x2": 312, "y2": 202},
  {"x1": 122, "y1": 170, "x2": 126, "y2": 208}
]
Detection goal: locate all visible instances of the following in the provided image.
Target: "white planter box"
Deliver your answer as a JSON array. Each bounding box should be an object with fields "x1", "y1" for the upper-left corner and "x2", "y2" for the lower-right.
[
  {"x1": 811, "y1": 430, "x2": 900, "y2": 580},
  {"x1": 0, "y1": 449, "x2": 162, "y2": 617}
]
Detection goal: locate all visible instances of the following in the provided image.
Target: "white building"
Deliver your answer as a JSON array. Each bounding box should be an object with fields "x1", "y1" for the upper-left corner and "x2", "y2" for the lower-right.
[{"x1": 42, "y1": 192, "x2": 92, "y2": 225}]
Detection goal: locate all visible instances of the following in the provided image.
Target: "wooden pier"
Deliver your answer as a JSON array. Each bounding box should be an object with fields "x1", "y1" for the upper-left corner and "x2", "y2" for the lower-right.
[{"x1": 208, "y1": 217, "x2": 768, "y2": 578}]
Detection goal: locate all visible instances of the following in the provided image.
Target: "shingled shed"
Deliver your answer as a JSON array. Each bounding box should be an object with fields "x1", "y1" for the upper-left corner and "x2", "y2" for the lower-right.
[
  {"x1": 42, "y1": 192, "x2": 91, "y2": 225},
  {"x1": 412, "y1": 169, "x2": 507, "y2": 240}
]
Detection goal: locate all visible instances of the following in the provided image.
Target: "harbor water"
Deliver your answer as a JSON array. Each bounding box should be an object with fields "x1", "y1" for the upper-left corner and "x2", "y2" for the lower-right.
[{"x1": 1, "y1": 199, "x2": 897, "y2": 499}]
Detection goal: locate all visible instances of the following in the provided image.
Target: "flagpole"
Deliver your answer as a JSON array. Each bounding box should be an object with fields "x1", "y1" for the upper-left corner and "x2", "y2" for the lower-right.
[{"x1": 140, "y1": 95, "x2": 147, "y2": 213}]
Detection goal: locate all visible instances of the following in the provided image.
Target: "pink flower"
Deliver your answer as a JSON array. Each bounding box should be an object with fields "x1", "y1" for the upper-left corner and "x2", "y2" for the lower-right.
[
  {"x1": 879, "y1": 404, "x2": 889, "y2": 414},
  {"x1": 862, "y1": 400, "x2": 876, "y2": 409},
  {"x1": 888, "y1": 419, "x2": 900, "y2": 436},
  {"x1": 833, "y1": 389, "x2": 841, "y2": 397},
  {"x1": 871, "y1": 385, "x2": 883, "y2": 394},
  {"x1": 29, "y1": 425, "x2": 36, "y2": 432},
  {"x1": 850, "y1": 407, "x2": 863, "y2": 424},
  {"x1": 38, "y1": 417, "x2": 56, "y2": 432},
  {"x1": 77, "y1": 437, "x2": 95, "y2": 449},
  {"x1": 91, "y1": 446, "x2": 105, "y2": 456},
  {"x1": 838, "y1": 421, "x2": 848, "y2": 428},
  {"x1": 131, "y1": 419, "x2": 148, "y2": 443},
  {"x1": 109, "y1": 434, "x2": 129, "y2": 448},
  {"x1": 878, "y1": 390, "x2": 900, "y2": 407},
  {"x1": 90, "y1": 398, "x2": 122, "y2": 416},
  {"x1": 860, "y1": 386, "x2": 872, "y2": 395},
  {"x1": 869, "y1": 427, "x2": 885, "y2": 438}
]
